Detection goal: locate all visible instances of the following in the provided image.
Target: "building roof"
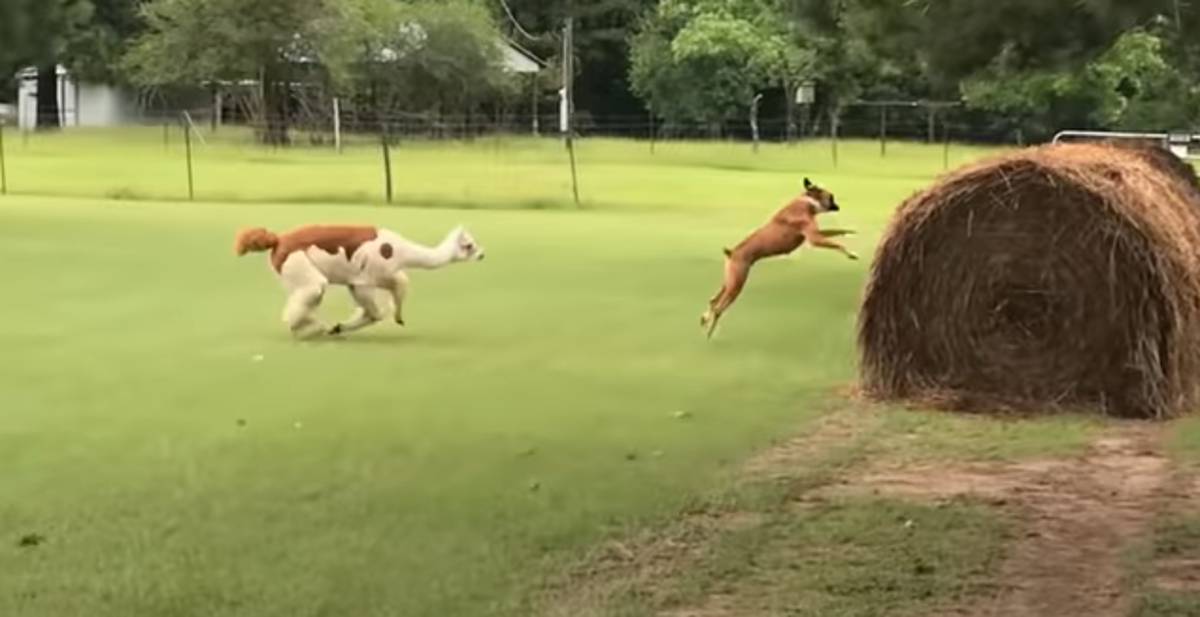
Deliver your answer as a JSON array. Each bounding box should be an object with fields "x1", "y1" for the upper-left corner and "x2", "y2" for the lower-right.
[
  {"x1": 286, "y1": 29, "x2": 546, "y2": 74},
  {"x1": 499, "y1": 39, "x2": 545, "y2": 74},
  {"x1": 17, "y1": 34, "x2": 548, "y2": 84},
  {"x1": 14, "y1": 65, "x2": 69, "y2": 80}
]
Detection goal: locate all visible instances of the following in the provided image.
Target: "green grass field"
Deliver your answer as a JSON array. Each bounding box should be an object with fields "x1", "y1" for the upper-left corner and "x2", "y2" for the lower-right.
[{"x1": 3, "y1": 129, "x2": 1200, "y2": 617}]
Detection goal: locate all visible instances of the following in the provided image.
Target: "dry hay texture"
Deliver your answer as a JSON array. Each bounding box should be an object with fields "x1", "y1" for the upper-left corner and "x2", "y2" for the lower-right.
[{"x1": 857, "y1": 141, "x2": 1200, "y2": 419}]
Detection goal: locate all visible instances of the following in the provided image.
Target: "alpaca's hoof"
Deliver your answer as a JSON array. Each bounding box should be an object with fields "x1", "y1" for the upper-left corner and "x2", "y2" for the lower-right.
[
  {"x1": 395, "y1": 318, "x2": 405, "y2": 326},
  {"x1": 328, "y1": 323, "x2": 343, "y2": 335}
]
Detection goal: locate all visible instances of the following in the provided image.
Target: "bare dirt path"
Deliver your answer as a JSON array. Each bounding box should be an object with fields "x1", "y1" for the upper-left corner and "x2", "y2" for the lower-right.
[
  {"x1": 539, "y1": 409, "x2": 1198, "y2": 617},
  {"x1": 819, "y1": 422, "x2": 1176, "y2": 617},
  {"x1": 535, "y1": 406, "x2": 886, "y2": 617}
]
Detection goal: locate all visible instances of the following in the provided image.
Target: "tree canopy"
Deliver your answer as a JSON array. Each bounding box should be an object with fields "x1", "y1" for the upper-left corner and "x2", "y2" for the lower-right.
[{"x1": 3, "y1": 0, "x2": 1200, "y2": 141}]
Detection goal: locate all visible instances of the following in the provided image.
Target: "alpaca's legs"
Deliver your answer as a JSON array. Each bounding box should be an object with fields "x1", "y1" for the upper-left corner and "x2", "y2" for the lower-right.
[
  {"x1": 282, "y1": 286, "x2": 326, "y2": 336},
  {"x1": 329, "y1": 285, "x2": 385, "y2": 335},
  {"x1": 279, "y1": 254, "x2": 329, "y2": 336},
  {"x1": 384, "y1": 271, "x2": 410, "y2": 325}
]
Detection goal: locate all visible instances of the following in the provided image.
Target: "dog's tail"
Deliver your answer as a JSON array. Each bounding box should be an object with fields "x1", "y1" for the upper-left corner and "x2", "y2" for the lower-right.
[
  {"x1": 234, "y1": 227, "x2": 279, "y2": 256},
  {"x1": 819, "y1": 228, "x2": 856, "y2": 238}
]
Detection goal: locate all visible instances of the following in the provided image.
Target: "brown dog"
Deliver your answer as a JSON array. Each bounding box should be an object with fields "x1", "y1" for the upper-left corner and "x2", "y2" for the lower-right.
[{"x1": 700, "y1": 178, "x2": 858, "y2": 339}]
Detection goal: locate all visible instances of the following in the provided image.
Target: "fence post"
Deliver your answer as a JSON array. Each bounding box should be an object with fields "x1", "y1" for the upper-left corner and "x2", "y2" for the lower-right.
[
  {"x1": 566, "y1": 129, "x2": 580, "y2": 207},
  {"x1": 563, "y1": 15, "x2": 580, "y2": 207},
  {"x1": 0, "y1": 120, "x2": 7, "y2": 196},
  {"x1": 380, "y1": 127, "x2": 393, "y2": 204},
  {"x1": 831, "y1": 111, "x2": 840, "y2": 168},
  {"x1": 750, "y1": 94, "x2": 764, "y2": 153},
  {"x1": 332, "y1": 97, "x2": 342, "y2": 154},
  {"x1": 942, "y1": 121, "x2": 951, "y2": 170},
  {"x1": 879, "y1": 105, "x2": 888, "y2": 157},
  {"x1": 648, "y1": 106, "x2": 655, "y2": 155},
  {"x1": 182, "y1": 114, "x2": 194, "y2": 201}
]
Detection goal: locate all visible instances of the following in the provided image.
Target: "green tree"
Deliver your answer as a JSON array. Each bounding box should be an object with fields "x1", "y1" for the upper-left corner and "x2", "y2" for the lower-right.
[
  {"x1": 123, "y1": 0, "x2": 384, "y2": 144},
  {"x1": 906, "y1": 0, "x2": 1200, "y2": 137},
  {"x1": 0, "y1": 0, "x2": 35, "y2": 81},
  {"x1": 957, "y1": 28, "x2": 1183, "y2": 137},
  {"x1": 629, "y1": 0, "x2": 807, "y2": 131},
  {"x1": 495, "y1": 0, "x2": 657, "y2": 121},
  {"x1": 1, "y1": 0, "x2": 145, "y2": 123},
  {"x1": 64, "y1": 0, "x2": 145, "y2": 84},
  {"x1": 352, "y1": 0, "x2": 518, "y2": 129},
  {"x1": 0, "y1": 0, "x2": 93, "y2": 128}
]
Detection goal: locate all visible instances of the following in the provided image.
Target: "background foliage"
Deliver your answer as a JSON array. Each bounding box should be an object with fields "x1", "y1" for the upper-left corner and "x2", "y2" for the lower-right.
[{"x1": 2, "y1": 0, "x2": 1199, "y2": 141}]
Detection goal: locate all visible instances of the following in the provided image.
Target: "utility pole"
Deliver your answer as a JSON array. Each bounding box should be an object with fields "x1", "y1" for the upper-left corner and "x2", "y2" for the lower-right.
[
  {"x1": 562, "y1": 16, "x2": 574, "y2": 146},
  {"x1": 563, "y1": 13, "x2": 580, "y2": 205}
]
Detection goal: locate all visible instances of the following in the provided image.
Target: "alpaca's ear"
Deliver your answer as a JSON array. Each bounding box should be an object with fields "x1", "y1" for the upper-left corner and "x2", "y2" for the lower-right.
[{"x1": 803, "y1": 177, "x2": 813, "y2": 189}]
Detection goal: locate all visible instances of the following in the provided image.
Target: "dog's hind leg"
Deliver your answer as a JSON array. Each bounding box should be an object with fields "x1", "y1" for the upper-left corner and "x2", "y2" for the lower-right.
[
  {"x1": 700, "y1": 274, "x2": 729, "y2": 333},
  {"x1": 702, "y1": 258, "x2": 752, "y2": 339}
]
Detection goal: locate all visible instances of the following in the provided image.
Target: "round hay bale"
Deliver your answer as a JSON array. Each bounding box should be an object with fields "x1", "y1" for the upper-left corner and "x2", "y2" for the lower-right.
[
  {"x1": 856, "y1": 142, "x2": 1200, "y2": 419},
  {"x1": 1101, "y1": 140, "x2": 1200, "y2": 202}
]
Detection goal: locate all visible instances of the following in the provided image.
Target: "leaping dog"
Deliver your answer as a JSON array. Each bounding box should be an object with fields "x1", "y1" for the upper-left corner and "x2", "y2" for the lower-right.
[{"x1": 700, "y1": 178, "x2": 858, "y2": 339}]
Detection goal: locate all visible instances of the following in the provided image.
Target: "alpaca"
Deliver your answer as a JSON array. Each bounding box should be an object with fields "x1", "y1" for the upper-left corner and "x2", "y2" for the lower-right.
[{"x1": 235, "y1": 223, "x2": 485, "y2": 337}]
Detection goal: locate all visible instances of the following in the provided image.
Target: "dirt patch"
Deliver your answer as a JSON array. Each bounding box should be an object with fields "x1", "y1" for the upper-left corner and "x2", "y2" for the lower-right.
[
  {"x1": 819, "y1": 423, "x2": 1171, "y2": 617},
  {"x1": 740, "y1": 405, "x2": 883, "y2": 481},
  {"x1": 1139, "y1": 444, "x2": 1200, "y2": 597},
  {"x1": 1149, "y1": 557, "x2": 1200, "y2": 593},
  {"x1": 536, "y1": 411, "x2": 1192, "y2": 617},
  {"x1": 534, "y1": 509, "x2": 766, "y2": 617},
  {"x1": 535, "y1": 407, "x2": 883, "y2": 617},
  {"x1": 659, "y1": 598, "x2": 740, "y2": 617}
]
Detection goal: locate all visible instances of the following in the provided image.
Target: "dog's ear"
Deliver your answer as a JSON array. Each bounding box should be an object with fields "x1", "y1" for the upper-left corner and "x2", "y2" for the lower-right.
[{"x1": 803, "y1": 177, "x2": 813, "y2": 190}]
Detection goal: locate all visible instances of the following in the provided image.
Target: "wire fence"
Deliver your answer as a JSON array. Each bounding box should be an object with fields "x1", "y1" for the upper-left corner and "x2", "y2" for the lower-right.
[{"x1": 0, "y1": 104, "x2": 1083, "y2": 209}]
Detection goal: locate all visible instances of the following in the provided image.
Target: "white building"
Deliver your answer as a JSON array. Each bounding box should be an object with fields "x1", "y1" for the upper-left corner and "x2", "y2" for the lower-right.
[
  {"x1": 12, "y1": 39, "x2": 545, "y2": 132},
  {"x1": 498, "y1": 40, "x2": 543, "y2": 75},
  {"x1": 14, "y1": 65, "x2": 138, "y2": 130}
]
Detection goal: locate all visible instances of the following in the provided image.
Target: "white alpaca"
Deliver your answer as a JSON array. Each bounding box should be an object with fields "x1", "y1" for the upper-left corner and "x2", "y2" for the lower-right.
[{"x1": 234, "y1": 223, "x2": 485, "y2": 337}]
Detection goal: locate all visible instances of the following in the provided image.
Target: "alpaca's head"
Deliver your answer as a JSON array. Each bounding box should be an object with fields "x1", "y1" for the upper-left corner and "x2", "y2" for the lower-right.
[{"x1": 446, "y1": 225, "x2": 485, "y2": 262}]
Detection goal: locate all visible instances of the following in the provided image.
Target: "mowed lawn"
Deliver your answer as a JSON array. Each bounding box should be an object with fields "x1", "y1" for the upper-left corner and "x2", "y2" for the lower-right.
[
  {"x1": 0, "y1": 126, "x2": 996, "y2": 209},
  {"x1": 0, "y1": 135, "x2": 1020, "y2": 617}
]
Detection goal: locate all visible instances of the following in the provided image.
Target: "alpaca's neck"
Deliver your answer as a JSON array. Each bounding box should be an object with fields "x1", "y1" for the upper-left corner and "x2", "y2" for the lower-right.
[{"x1": 401, "y1": 235, "x2": 457, "y2": 269}]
